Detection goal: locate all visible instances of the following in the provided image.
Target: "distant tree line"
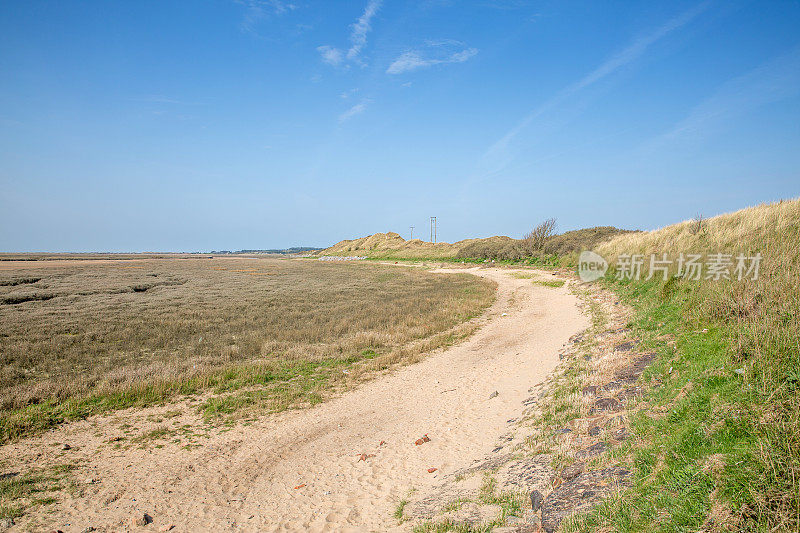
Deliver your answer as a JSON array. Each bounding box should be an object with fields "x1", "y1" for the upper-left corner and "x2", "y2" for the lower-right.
[{"x1": 209, "y1": 247, "x2": 324, "y2": 255}]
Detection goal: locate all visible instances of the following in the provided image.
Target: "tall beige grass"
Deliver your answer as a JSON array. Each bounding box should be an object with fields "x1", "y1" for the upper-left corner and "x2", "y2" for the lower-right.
[{"x1": 597, "y1": 198, "x2": 800, "y2": 257}]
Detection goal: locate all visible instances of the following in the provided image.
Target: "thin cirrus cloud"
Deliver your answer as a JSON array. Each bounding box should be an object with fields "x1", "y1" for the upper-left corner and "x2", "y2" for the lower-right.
[
  {"x1": 317, "y1": 0, "x2": 382, "y2": 67},
  {"x1": 347, "y1": 0, "x2": 381, "y2": 61},
  {"x1": 387, "y1": 42, "x2": 478, "y2": 74},
  {"x1": 317, "y1": 45, "x2": 344, "y2": 66},
  {"x1": 648, "y1": 44, "x2": 800, "y2": 148},
  {"x1": 338, "y1": 100, "x2": 369, "y2": 123},
  {"x1": 238, "y1": 0, "x2": 297, "y2": 34},
  {"x1": 481, "y1": 0, "x2": 712, "y2": 171}
]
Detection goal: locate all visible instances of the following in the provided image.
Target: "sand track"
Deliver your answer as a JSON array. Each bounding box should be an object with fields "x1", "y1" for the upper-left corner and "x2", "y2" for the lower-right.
[{"x1": 3, "y1": 267, "x2": 588, "y2": 532}]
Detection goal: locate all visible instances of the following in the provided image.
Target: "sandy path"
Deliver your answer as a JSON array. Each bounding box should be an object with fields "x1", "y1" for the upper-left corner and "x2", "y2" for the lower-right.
[{"x1": 3, "y1": 267, "x2": 588, "y2": 532}]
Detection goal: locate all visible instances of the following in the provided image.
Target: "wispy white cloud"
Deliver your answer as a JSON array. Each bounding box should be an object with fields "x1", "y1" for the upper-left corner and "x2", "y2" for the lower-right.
[
  {"x1": 347, "y1": 0, "x2": 381, "y2": 61},
  {"x1": 387, "y1": 41, "x2": 478, "y2": 74},
  {"x1": 339, "y1": 100, "x2": 369, "y2": 123},
  {"x1": 649, "y1": 45, "x2": 800, "y2": 146},
  {"x1": 483, "y1": 1, "x2": 711, "y2": 166},
  {"x1": 134, "y1": 95, "x2": 198, "y2": 105},
  {"x1": 317, "y1": 45, "x2": 344, "y2": 66},
  {"x1": 238, "y1": 0, "x2": 297, "y2": 34},
  {"x1": 318, "y1": 0, "x2": 382, "y2": 67},
  {"x1": 479, "y1": 0, "x2": 531, "y2": 9}
]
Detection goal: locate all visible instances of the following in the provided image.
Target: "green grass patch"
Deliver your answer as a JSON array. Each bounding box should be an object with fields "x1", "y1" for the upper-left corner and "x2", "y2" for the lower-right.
[
  {"x1": 394, "y1": 498, "x2": 409, "y2": 521},
  {"x1": 532, "y1": 279, "x2": 565, "y2": 288},
  {"x1": 413, "y1": 520, "x2": 496, "y2": 533},
  {"x1": 0, "y1": 465, "x2": 71, "y2": 520},
  {"x1": 566, "y1": 270, "x2": 799, "y2": 531},
  {"x1": 510, "y1": 272, "x2": 566, "y2": 287},
  {"x1": 411, "y1": 475, "x2": 525, "y2": 532}
]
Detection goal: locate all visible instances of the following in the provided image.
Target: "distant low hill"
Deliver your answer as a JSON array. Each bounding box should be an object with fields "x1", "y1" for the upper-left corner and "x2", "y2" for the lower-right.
[
  {"x1": 211, "y1": 247, "x2": 324, "y2": 255},
  {"x1": 315, "y1": 232, "x2": 478, "y2": 259},
  {"x1": 316, "y1": 227, "x2": 634, "y2": 260}
]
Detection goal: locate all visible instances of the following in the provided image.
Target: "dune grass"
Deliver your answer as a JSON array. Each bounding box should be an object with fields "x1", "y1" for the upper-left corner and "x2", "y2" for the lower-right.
[
  {"x1": 575, "y1": 199, "x2": 800, "y2": 531},
  {"x1": 0, "y1": 257, "x2": 494, "y2": 442}
]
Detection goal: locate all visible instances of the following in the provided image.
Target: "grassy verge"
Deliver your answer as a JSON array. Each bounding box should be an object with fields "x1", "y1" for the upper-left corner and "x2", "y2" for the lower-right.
[
  {"x1": 365, "y1": 255, "x2": 565, "y2": 268},
  {"x1": 565, "y1": 277, "x2": 763, "y2": 531},
  {"x1": 569, "y1": 200, "x2": 800, "y2": 531}
]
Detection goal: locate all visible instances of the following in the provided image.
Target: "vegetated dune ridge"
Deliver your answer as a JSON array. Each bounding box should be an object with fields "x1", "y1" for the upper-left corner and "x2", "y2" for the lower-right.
[
  {"x1": 586, "y1": 198, "x2": 800, "y2": 530},
  {"x1": 597, "y1": 197, "x2": 800, "y2": 257},
  {"x1": 2, "y1": 267, "x2": 588, "y2": 532},
  {"x1": 317, "y1": 227, "x2": 633, "y2": 260},
  {"x1": 316, "y1": 232, "x2": 513, "y2": 259}
]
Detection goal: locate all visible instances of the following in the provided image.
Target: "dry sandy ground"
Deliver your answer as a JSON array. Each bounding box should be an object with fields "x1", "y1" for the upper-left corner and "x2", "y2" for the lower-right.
[{"x1": 2, "y1": 267, "x2": 588, "y2": 532}]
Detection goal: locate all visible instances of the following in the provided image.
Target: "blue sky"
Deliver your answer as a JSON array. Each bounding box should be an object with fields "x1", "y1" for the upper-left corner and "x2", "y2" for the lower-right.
[{"x1": 1, "y1": 0, "x2": 799, "y2": 252}]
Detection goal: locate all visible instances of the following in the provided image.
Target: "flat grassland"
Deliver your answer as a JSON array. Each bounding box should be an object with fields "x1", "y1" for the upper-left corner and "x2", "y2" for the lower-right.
[{"x1": 0, "y1": 257, "x2": 494, "y2": 441}]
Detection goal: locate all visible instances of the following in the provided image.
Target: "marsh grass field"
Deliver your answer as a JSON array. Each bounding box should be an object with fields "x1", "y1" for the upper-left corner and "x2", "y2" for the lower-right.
[{"x1": 0, "y1": 257, "x2": 494, "y2": 442}]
